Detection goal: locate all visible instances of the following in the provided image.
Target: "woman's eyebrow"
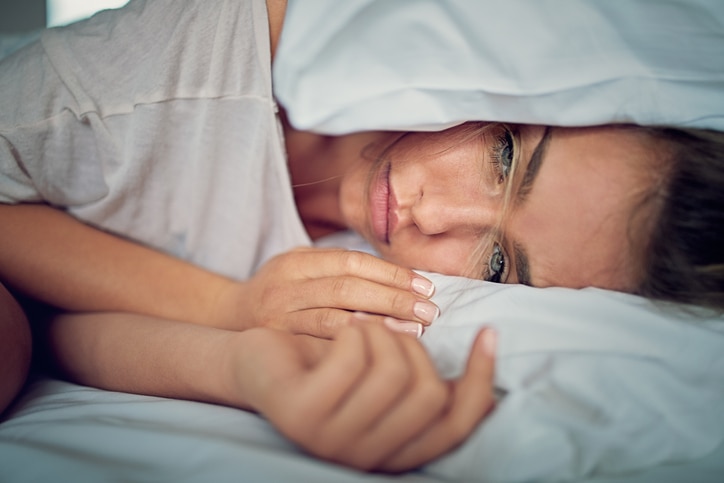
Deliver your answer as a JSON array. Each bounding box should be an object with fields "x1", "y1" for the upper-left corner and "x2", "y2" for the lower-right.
[
  {"x1": 509, "y1": 128, "x2": 550, "y2": 286},
  {"x1": 517, "y1": 127, "x2": 552, "y2": 202}
]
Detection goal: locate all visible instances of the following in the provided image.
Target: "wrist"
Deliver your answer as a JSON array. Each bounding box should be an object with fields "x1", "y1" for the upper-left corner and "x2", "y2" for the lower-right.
[
  {"x1": 209, "y1": 279, "x2": 250, "y2": 331},
  {"x1": 221, "y1": 328, "x2": 277, "y2": 411},
  {"x1": 216, "y1": 329, "x2": 257, "y2": 410}
]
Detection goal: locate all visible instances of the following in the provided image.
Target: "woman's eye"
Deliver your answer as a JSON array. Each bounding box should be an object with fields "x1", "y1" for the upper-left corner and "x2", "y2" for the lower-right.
[
  {"x1": 492, "y1": 127, "x2": 515, "y2": 183},
  {"x1": 487, "y1": 243, "x2": 506, "y2": 283}
]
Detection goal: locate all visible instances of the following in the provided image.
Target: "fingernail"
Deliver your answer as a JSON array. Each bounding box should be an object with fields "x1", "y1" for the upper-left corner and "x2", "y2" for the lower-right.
[
  {"x1": 411, "y1": 277, "x2": 435, "y2": 298},
  {"x1": 481, "y1": 329, "x2": 497, "y2": 357},
  {"x1": 384, "y1": 318, "x2": 423, "y2": 338},
  {"x1": 414, "y1": 301, "x2": 440, "y2": 324}
]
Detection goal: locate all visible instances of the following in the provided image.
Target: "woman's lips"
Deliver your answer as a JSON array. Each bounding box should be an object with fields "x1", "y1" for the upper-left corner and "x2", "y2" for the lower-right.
[
  {"x1": 370, "y1": 161, "x2": 392, "y2": 243},
  {"x1": 387, "y1": 179, "x2": 399, "y2": 241}
]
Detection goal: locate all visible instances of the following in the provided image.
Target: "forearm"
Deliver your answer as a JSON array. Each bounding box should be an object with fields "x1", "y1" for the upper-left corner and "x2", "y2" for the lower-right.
[
  {"x1": 0, "y1": 204, "x2": 441, "y2": 339},
  {"x1": 42, "y1": 311, "x2": 496, "y2": 473},
  {"x1": 44, "y1": 311, "x2": 254, "y2": 409},
  {"x1": 0, "y1": 204, "x2": 237, "y2": 328}
]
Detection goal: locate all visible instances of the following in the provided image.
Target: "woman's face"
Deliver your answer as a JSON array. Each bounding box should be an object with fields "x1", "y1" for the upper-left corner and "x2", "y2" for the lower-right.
[{"x1": 339, "y1": 123, "x2": 659, "y2": 291}]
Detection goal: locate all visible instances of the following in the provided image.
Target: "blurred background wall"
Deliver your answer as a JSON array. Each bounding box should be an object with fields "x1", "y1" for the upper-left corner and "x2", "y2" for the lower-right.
[
  {"x1": 0, "y1": 0, "x2": 46, "y2": 32},
  {"x1": 0, "y1": 0, "x2": 129, "y2": 33}
]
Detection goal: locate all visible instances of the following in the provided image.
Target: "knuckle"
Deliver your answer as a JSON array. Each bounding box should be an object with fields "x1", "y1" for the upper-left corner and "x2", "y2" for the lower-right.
[
  {"x1": 330, "y1": 276, "x2": 352, "y2": 301},
  {"x1": 276, "y1": 248, "x2": 308, "y2": 271},
  {"x1": 269, "y1": 251, "x2": 291, "y2": 269},
  {"x1": 388, "y1": 290, "x2": 413, "y2": 314},
  {"x1": 391, "y1": 264, "x2": 409, "y2": 286},
  {"x1": 341, "y1": 250, "x2": 366, "y2": 273},
  {"x1": 312, "y1": 310, "x2": 337, "y2": 338}
]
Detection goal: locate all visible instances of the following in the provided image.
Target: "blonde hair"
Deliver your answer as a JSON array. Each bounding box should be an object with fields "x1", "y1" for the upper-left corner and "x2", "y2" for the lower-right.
[{"x1": 458, "y1": 122, "x2": 525, "y2": 280}]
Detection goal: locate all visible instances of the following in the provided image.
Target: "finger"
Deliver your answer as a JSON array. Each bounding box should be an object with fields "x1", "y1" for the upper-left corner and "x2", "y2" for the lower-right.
[
  {"x1": 380, "y1": 328, "x2": 498, "y2": 472},
  {"x1": 317, "y1": 324, "x2": 412, "y2": 456},
  {"x1": 299, "y1": 326, "x2": 370, "y2": 411},
  {"x1": 382, "y1": 315, "x2": 425, "y2": 339},
  {"x1": 345, "y1": 332, "x2": 450, "y2": 470},
  {"x1": 271, "y1": 307, "x2": 357, "y2": 339},
  {"x1": 294, "y1": 249, "x2": 437, "y2": 299},
  {"x1": 292, "y1": 334, "x2": 333, "y2": 367},
  {"x1": 270, "y1": 308, "x2": 425, "y2": 340},
  {"x1": 267, "y1": 326, "x2": 369, "y2": 442},
  {"x1": 289, "y1": 275, "x2": 439, "y2": 326}
]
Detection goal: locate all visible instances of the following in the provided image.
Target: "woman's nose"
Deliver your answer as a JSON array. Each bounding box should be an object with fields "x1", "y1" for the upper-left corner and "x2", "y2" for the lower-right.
[{"x1": 410, "y1": 188, "x2": 502, "y2": 236}]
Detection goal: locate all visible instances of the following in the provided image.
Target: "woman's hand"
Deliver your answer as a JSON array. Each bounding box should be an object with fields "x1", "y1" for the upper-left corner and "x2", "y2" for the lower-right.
[
  {"x1": 236, "y1": 324, "x2": 497, "y2": 472},
  {"x1": 45, "y1": 307, "x2": 494, "y2": 472},
  {"x1": 216, "y1": 248, "x2": 439, "y2": 338}
]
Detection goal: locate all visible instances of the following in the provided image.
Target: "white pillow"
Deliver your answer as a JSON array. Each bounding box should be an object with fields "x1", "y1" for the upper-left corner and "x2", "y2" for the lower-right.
[
  {"x1": 273, "y1": 0, "x2": 724, "y2": 134},
  {"x1": 420, "y1": 273, "x2": 724, "y2": 482}
]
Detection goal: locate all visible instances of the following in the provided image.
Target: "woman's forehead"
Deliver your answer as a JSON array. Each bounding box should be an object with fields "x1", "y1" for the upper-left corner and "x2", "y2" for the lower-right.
[{"x1": 505, "y1": 125, "x2": 659, "y2": 290}]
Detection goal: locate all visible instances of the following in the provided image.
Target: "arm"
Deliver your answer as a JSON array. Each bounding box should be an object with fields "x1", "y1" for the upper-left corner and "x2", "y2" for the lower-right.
[
  {"x1": 44, "y1": 311, "x2": 496, "y2": 472},
  {"x1": 46, "y1": 311, "x2": 255, "y2": 409},
  {"x1": 0, "y1": 203, "x2": 234, "y2": 329},
  {"x1": 0, "y1": 0, "x2": 436, "y2": 337},
  {"x1": 0, "y1": 204, "x2": 438, "y2": 337}
]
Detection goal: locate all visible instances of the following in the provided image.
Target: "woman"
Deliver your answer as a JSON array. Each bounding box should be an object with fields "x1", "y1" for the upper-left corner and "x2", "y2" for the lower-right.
[{"x1": 0, "y1": 0, "x2": 722, "y2": 472}]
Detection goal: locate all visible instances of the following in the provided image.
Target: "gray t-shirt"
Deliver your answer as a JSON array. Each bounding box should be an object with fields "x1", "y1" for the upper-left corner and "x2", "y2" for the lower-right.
[{"x1": 0, "y1": 0, "x2": 310, "y2": 279}]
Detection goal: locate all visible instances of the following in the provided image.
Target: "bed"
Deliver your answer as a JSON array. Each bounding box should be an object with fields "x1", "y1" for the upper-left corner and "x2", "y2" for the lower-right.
[
  {"x1": 2, "y1": 1, "x2": 724, "y2": 482},
  {"x1": 2, "y1": 231, "x2": 724, "y2": 482},
  {"x1": 1, "y1": 375, "x2": 724, "y2": 483}
]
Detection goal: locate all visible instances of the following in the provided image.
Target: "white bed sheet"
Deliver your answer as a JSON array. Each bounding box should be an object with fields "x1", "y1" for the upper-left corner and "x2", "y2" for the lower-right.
[
  {"x1": 0, "y1": 378, "x2": 440, "y2": 483},
  {"x1": 1, "y1": 377, "x2": 723, "y2": 483}
]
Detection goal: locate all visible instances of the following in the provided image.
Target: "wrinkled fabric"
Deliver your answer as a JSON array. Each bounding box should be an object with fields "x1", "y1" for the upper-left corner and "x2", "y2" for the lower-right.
[
  {"x1": 274, "y1": 0, "x2": 724, "y2": 134},
  {"x1": 421, "y1": 273, "x2": 724, "y2": 482},
  {"x1": 0, "y1": 0, "x2": 310, "y2": 278}
]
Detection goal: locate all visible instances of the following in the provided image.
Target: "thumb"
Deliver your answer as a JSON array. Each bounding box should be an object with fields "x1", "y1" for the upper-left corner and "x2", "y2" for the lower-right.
[{"x1": 453, "y1": 328, "x2": 498, "y2": 416}]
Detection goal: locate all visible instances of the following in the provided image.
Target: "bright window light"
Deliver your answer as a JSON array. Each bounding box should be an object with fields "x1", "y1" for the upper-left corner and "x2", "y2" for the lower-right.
[{"x1": 47, "y1": 0, "x2": 130, "y2": 27}]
